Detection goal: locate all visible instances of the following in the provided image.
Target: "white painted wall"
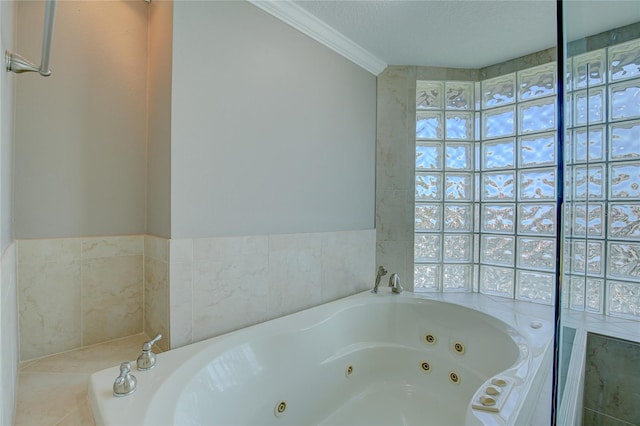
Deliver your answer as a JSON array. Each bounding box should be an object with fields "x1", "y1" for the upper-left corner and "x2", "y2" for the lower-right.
[
  {"x1": 14, "y1": 1, "x2": 148, "y2": 239},
  {"x1": 147, "y1": 0, "x2": 173, "y2": 238},
  {"x1": 171, "y1": 1, "x2": 376, "y2": 238}
]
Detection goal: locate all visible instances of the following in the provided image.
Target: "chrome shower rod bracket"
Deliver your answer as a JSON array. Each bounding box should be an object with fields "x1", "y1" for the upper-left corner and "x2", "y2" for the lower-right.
[{"x1": 6, "y1": 0, "x2": 57, "y2": 77}]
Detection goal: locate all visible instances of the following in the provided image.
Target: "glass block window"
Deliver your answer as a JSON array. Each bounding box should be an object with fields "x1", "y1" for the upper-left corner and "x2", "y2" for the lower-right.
[
  {"x1": 415, "y1": 37, "x2": 640, "y2": 319},
  {"x1": 565, "y1": 38, "x2": 640, "y2": 320}
]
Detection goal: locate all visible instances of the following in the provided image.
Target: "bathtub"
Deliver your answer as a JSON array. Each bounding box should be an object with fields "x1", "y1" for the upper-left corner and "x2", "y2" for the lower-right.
[{"x1": 89, "y1": 291, "x2": 554, "y2": 425}]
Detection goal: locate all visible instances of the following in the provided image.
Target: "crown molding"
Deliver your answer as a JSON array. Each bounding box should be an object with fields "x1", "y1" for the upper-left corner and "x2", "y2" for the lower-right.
[{"x1": 248, "y1": 0, "x2": 387, "y2": 76}]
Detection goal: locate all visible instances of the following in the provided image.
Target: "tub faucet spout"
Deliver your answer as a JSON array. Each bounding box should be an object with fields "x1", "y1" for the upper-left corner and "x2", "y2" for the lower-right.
[
  {"x1": 372, "y1": 266, "x2": 388, "y2": 293},
  {"x1": 389, "y1": 273, "x2": 403, "y2": 294}
]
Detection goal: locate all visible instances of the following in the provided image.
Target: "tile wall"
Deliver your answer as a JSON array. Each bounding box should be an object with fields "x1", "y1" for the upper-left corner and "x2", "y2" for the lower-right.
[
  {"x1": 17, "y1": 236, "x2": 144, "y2": 360},
  {"x1": 1, "y1": 243, "x2": 18, "y2": 426},
  {"x1": 169, "y1": 229, "x2": 376, "y2": 348},
  {"x1": 16, "y1": 230, "x2": 375, "y2": 358}
]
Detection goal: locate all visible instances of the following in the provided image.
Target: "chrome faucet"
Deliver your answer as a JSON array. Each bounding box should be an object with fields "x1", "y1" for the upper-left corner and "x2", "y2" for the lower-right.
[
  {"x1": 372, "y1": 266, "x2": 388, "y2": 293},
  {"x1": 136, "y1": 333, "x2": 162, "y2": 371},
  {"x1": 113, "y1": 362, "x2": 137, "y2": 397},
  {"x1": 389, "y1": 273, "x2": 403, "y2": 294}
]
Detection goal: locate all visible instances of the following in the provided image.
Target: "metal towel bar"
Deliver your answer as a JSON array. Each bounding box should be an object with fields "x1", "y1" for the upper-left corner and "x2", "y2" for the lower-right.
[{"x1": 5, "y1": 0, "x2": 57, "y2": 76}]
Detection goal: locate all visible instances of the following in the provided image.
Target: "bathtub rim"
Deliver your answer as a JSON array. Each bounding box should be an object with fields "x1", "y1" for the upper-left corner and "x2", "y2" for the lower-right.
[{"x1": 89, "y1": 290, "x2": 554, "y2": 426}]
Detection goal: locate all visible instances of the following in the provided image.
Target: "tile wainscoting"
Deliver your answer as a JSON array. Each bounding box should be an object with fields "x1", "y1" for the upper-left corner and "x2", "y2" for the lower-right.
[
  {"x1": 16, "y1": 229, "x2": 376, "y2": 361},
  {"x1": 1, "y1": 243, "x2": 18, "y2": 426}
]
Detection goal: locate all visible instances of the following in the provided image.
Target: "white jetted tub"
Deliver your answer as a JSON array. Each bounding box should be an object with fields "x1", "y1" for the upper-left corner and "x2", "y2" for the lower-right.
[{"x1": 89, "y1": 291, "x2": 554, "y2": 425}]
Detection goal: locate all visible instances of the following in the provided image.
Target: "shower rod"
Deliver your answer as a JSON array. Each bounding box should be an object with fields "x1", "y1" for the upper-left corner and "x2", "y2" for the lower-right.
[{"x1": 5, "y1": 0, "x2": 57, "y2": 77}]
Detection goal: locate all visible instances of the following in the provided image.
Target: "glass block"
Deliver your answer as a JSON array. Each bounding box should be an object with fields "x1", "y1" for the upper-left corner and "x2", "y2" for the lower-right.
[
  {"x1": 414, "y1": 234, "x2": 441, "y2": 262},
  {"x1": 607, "y1": 281, "x2": 640, "y2": 320},
  {"x1": 444, "y1": 235, "x2": 472, "y2": 262},
  {"x1": 519, "y1": 132, "x2": 556, "y2": 168},
  {"x1": 519, "y1": 98, "x2": 556, "y2": 134},
  {"x1": 417, "y1": 112, "x2": 443, "y2": 139},
  {"x1": 610, "y1": 162, "x2": 640, "y2": 199},
  {"x1": 610, "y1": 80, "x2": 640, "y2": 121},
  {"x1": 444, "y1": 204, "x2": 472, "y2": 232},
  {"x1": 483, "y1": 106, "x2": 515, "y2": 139},
  {"x1": 519, "y1": 168, "x2": 556, "y2": 200},
  {"x1": 445, "y1": 174, "x2": 472, "y2": 201},
  {"x1": 482, "y1": 73, "x2": 515, "y2": 108},
  {"x1": 574, "y1": 203, "x2": 604, "y2": 237},
  {"x1": 445, "y1": 112, "x2": 474, "y2": 140},
  {"x1": 415, "y1": 204, "x2": 442, "y2": 232},
  {"x1": 609, "y1": 39, "x2": 640, "y2": 82},
  {"x1": 573, "y1": 48, "x2": 606, "y2": 89},
  {"x1": 483, "y1": 171, "x2": 515, "y2": 201},
  {"x1": 610, "y1": 120, "x2": 640, "y2": 161},
  {"x1": 565, "y1": 56, "x2": 573, "y2": 92},
  {"x1": 482, "y1": 139, "x2": 515, "y2": 170},
  {"x1": 415, "y1": 173, "x2": 442, "y2": 201},
  {"x1": 482, "y1": 204, "x2": 515, "y2": 233},
  {"x1": 607, "y1": 242, "x2": 640, "y2": 280},
  {"x1": 516, "y1": 270, "x2": 554, "y2": 304},
  {"x1": 518, "y1": 203, "x2": 556, "y2": 236},
  {"x1": 564, "y1": 129, "x2": 573, "y2": 165},
  {"x1": 481, "y1": 235, "x2": 515, "y2": 266},
  {"x1": 574, "y1": 125, "x2": 605, "y2": 163},
  {"x1": 416, "y1": 81, "x2": 443, "y2": 110},
  {"x1": 570, "y1": 240, "x2": 603, "y2": 276},
  {"x1": 565, "y1": 93, "x2": 573, "y2": 128},
  {"x1": 416, "y1": 143, "x2": 443, "y2": 170},
  {"x1": 445, "y1": 81, "x2": 474, "y2": 110},
  {"x1": 570, "y1": 276, "x2": 585, "y2": 311},
  {"x1": 518, "y1": 63, "x2": 556, "y2": 101},
  {"x1": 445, "y1": 143, "x2": 473, "y2": 170},
  {"x1": 443, "y1": 264, "x2": 472, "y2": 291},
  {"x1": 586, "y1": 278, "x2": 604, "y2": 314},
  {"x1": 414, "y1": 264, "x2": 440, "y2": 292},
  {"x1": 574, "y1": 87, "x2": 605, "y2": 125},
  {"x1": 479, "y1": 265, "x2": 514, "y2": 298},
  {"x1": 573, "y1": 165, "x2": 604, "y2": 200},
  {"x1": 609, "y1": 203, "x2": 640, "y2": 240},
  {"x1": 517, "y1": 237, "x2": 556, "y2": 271}
]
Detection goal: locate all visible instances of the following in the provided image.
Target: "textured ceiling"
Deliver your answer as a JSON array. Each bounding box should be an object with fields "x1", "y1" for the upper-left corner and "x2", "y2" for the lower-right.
[{"x1": 293, "y1": 0, "x2": 640, "y2": 69}]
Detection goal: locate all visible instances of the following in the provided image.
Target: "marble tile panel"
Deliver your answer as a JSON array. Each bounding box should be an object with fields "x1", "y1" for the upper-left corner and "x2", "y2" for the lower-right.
[
  {"x1": 583, "y1": 408, "x2": 636, "y2": 426},
  {"x1": 192, "y1": 235, "x2": 268, "y2": 263},
  {"x1": 17, "y1": 238, "x2": 81, "y2": 264},
  {"x1": 267, "y1": 233, "x2": 322, "y2": 318},
  {"x1": 18, "y1": 261, "x2": 82, "y2": 360},
  {"x1": 169, "y1": 238, "x2": 193, "y2": 264},
  {"x1": 583, "y1": 333, "x2": 640, "y2": 425},
  {"x1": 14, "y1": 372, "x2": 89, "y2": 426},
  {"x1": 376, "y1": 190, "x2": 413, "y2": 242},
  {"x1": 81, "y1": 235, "x2": 143, "y2": 259},
  {"x1": 81, "y1": 255, "x2": 143, "y2": 346},
  {"x1": 193, "y1": 275, "x2": 268, "y2": 342},
  {"x1": 169, "y1": 262, "x2": 193, "y2": 348},
  {"x1": 144, "y1": 234, "x2": 168, "y2": 262},
  {"x1": 56, "y1": 395, "x2": 96, "y2": 426},
  {"x1": 1, "y1": 243, "x2": 18, "y2": 426},
  {"x1": 376, "y1": 240, "x2": 413, "y2": 292},
  {"x1": 144, "y1": 256, "x2": 169, "y2": 351},
  {"x1": 20, "y1": 334, "x2": 155, "y2": 374},
  {"x1": 321, "y1": 230, "x2": 376, "y2": 302}
]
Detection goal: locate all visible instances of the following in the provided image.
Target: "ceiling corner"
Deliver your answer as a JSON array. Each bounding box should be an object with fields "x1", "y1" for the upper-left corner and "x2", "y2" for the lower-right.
[{"x1": 248, "y1": 0, "x2": 387, "y2": 76}]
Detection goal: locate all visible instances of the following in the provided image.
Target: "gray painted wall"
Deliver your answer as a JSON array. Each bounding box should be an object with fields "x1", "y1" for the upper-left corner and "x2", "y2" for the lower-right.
[
  {"x1": 14, "y1": 1, "x2": 148, "y2": 238},
  {"x1": 147, "y1": 0, "x2": 173, "y2": 238},
  {"x1": 1, "y1": 0, "x2": 14, "y2": 251},
  {"x1": 170, "y1": 1, "x2": 376, "y2": 238}
]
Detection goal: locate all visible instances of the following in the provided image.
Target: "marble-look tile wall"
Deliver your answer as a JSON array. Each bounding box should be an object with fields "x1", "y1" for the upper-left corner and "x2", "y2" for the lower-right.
[
  {"x1": 169, "y1": 229, "x2": 376, "y2": 348},
  {"x1": 144, "y1": 235, "x2": 170, "y2": 352},
  {"x1": 583, "y1": 333, "x2": 640, "y2": 425},
  {"x1": 17, "y1": 236, "x2": 144, "y2": 360},
  {"x1": 1, "y1": 243, "x2": 18, "y2": 426}
]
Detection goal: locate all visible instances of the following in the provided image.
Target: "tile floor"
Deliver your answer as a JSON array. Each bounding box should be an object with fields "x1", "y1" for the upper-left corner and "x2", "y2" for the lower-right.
[{"x1": 15, "y1": 334, "x2": 160, "y2": 426}]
